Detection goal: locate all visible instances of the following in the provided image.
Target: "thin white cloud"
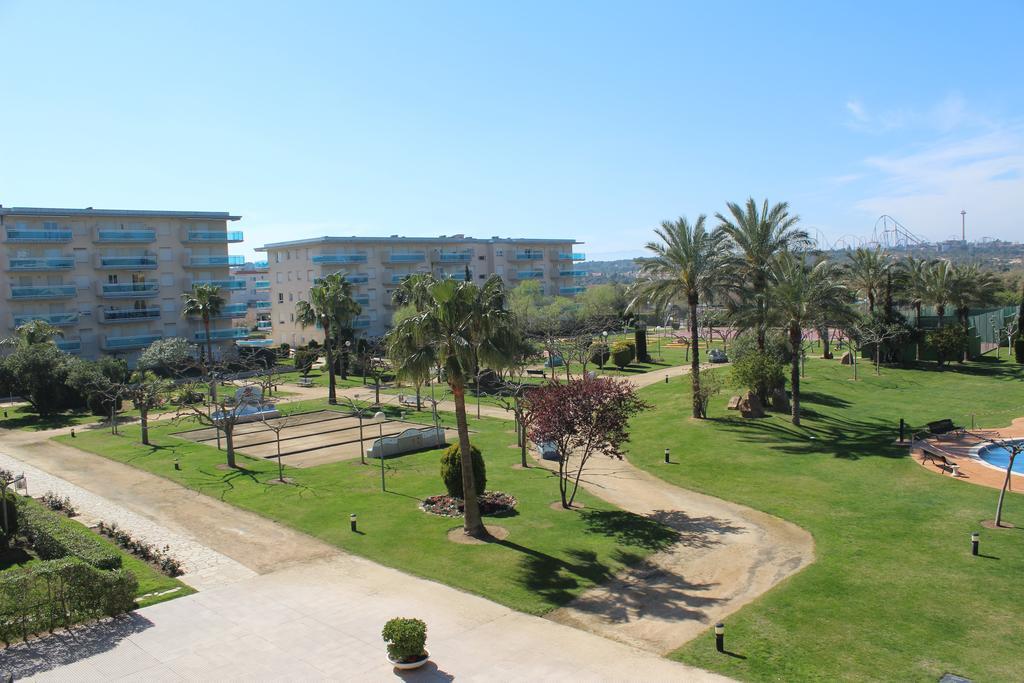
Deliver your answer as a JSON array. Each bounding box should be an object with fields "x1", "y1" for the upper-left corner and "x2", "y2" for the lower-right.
[{"x1": 842, "y1": 93, "x2": 991, "y2": 135}]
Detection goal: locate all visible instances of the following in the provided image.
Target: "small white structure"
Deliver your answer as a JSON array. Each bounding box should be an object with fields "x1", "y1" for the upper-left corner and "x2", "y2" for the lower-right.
[
  {"x1": 213, "y1": 385, "x2": 280, "y2": 424},
  {"x1": 366, "y1": 426, "x2": 447, "y2": 459}
]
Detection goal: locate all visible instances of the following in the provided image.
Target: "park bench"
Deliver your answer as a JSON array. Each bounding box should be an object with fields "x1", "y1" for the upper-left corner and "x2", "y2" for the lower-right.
[
  {"x1": 526, "y1": 369, "x2": 546, "y2": 377},
  {"x1": 296, "y1": 377, "x2": 314, "y2": 388},
  {"x1": 398, "y1": 394, "x2": 420, "y2": 409},
  {"x1": 926, "y1": 419, "x2": 964, "y2": 438},
  {"x1": 918, "y1": 444, "x2": 962, "y2": 476}
]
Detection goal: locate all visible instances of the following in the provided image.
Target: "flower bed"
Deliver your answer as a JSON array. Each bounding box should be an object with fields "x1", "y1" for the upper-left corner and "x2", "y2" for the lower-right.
[
  {"x1": 420, "y1": 491, "x2": 517, "y2": 518},
  {"x1": 96, "y1": 521, "x2": 185, "y2": 577}
]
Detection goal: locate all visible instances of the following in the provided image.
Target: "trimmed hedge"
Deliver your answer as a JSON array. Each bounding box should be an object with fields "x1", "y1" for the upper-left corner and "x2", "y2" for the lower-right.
[
  {"x1": 0, "y1": 557, "x2": 137, "y2": 644},
  {"x1": 440, "y1": 442, "x2": 486, "y2": 500},
  {"x1": 18, "y1": 499, "x2": 122, "y2": 570},
  {"x1": 610, "y1": 340, "x2": 636, "y2": 369}
]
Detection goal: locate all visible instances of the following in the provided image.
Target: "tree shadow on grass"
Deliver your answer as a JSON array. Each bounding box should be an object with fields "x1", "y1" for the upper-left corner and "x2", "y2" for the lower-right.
[
  {"x1": 711, "y1": 411, "x2": 901, "y2": 461},
  {"x1": 498, "y1": 540, "x2": 622, "y2": 606},
  {"x1": 799, "y1": 391, "x2": 852, "y2": 409},
  {"x1": 578, "y1": 509, "x2": 680, "y2": 551}
]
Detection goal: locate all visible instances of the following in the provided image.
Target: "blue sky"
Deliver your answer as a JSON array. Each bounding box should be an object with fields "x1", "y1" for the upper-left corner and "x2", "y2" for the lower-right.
[{"x1": 2, "y1": 1, "x2": 1022, "y2": 260}]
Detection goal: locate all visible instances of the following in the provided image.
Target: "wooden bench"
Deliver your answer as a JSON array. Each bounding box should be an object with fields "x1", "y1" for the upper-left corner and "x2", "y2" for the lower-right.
[
  {"x1": 919, "y1": 446, "x2": 961, "y2": 476},
  {"x1": 926, "y1": 419, "x2": 964, "y2": 437}
]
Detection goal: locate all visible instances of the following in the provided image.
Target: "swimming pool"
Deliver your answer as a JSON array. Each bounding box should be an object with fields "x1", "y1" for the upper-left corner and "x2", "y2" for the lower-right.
[{"x1": 976, "y1": 439, "x2": 1024, "y2": 474}]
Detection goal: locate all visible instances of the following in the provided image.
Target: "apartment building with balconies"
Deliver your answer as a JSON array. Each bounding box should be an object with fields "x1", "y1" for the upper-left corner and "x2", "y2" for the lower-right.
[
  {"x1": 1, "y1": 206, "x2": 245, "y2": 361},
  {"x1": 229, "y1": 261, "x2": 272, "y2": 330},
  {"x1": 257, "y1": 234, "x2": 585, "y2": 345}
]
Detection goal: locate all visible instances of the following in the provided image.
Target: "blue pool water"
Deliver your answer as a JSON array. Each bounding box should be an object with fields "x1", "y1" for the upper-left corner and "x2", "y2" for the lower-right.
[{"x1": 977, "y1": 439, "x2": 1024, "y2": 474}]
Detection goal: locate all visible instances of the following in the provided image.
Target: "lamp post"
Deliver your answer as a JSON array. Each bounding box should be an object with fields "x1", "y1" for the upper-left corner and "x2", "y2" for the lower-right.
[
  {"x1": 715, "y1": 623, "x2": 725, "y2": 652},
  {"x1": 373, "y1": 411, "x2": 386, "y2": 491},
  {"x1": 971, "y1": 531, "x2": 979, "y2": 556},
  {"x1": 664, "y1": 447, "x2": 670, "y2": 464},
  {"x1": 343, "y1": 339, "x2": 351, "y2": 380},
  {"x1": 600, "y1": 331, "x2": 608, "y2": 371}
]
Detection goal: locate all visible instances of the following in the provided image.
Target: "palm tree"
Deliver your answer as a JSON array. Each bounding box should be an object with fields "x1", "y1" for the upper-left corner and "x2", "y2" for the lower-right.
[
  {"x1": 296, "y1": 273, "x2": 362, "y2": 404},
  {"x1": 925, "y1": 259, "x2": 956, "y2": 327},
  {"x1": 181, "y1": 283, "x2": 225, "y2": 367},
  {"x1": 387, "y1": 277, "x2": 516, "y2": 539},
  {"x1": 951, "y1": 263, "x2": 999, "y2": 361},
  {"x1": 769, "y1": 253, "x2": 851, "y2": 425},
  {"x1": 630, "y1": 215, "x2": 732, "y2": 418},
  {"x1": 12, "y1": 320, "x2": 64, "y2": 348},
  {"x1": 900, "y1": 256, "x2": 932, "y2": 359},
  {"x1": 844, "y1": 247, "x2": 891, "y2": 314},
  {"x1": 716, "y1": 198, "x2": 809, "y2": 350}
]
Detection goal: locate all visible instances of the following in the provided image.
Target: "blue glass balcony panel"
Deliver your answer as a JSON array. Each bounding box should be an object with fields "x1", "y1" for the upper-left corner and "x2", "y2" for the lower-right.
[
  {"x1": 101, "y1": 308, "x2": 161, "y2": 323},
  {"x1": 96, "y1": 230, "x2": 156, "y2": 242},
  {"x1": 312, "y1": 253, "x2": 368, "y2": 264},
  {"x1": 99, "y1": 255, "x2": 158, "y2": 269},
  {"x1": 100, "y1": 282, "x2": 159, "y2": 297},
  {"x1": 188, "y1": 255, "x2": 245, "y2": 267},
  {"x1": 10, "y1": 285, "x2": 77, "y2": 299},
  {"x1": 13, "y1": 312, "x2": 79, "y2": 326},
  {"x1": 186, "y1": 231, "x2": 244, "y2": 242},
  {"x1": 6, "y1": 229, "x2": 72, "y2": 242},
  {"x1": 103, "y1": 334, "x2": 162, "y2": 350},
  {"x1": 9, "y1": 257, "x2": 75, "y2": 270},
  {"x1": 191, "y1": 279, "x2": 246, "y2": 291}
]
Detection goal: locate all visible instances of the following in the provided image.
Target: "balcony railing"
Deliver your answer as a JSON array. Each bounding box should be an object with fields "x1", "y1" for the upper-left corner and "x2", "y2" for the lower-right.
[
  {"x1": 354, "y1": 296, "x2": 370, "y2": 306},
  {"x1": 514, "y1": 270, "x2": 544, "y2": 279},
  {"x1": 312, "y1": 253, "x2": 368, "y2": 264},
  {"x1": 191, "y1": 279, "x2": 246, "y2": 291},
  {"x1": 96, "y1": 229, "x2": 156, "y2": 243},
  {"x1": 186, "y1": 231, "x2": 244, "y2": 243},
  {"x1": 256, "y1": 321, "x2": 273, "y2": 330},
  {"x1": 391, "y1": 274, "x2": 412, "y2": 284},
  {"x1": 10, "y1": 285, "x2": 77, "y2": 299},
  {"x1": 559, "y1": 270, "x2": 587, "y2": 278},
  {"x1": 255, "y1": 300, "x2": 272, "y2": 310},
  {"x1": 557, "y1": 252, "x2": 586, "y2": 261},
  {"x1": 100, "y1": 308, "x2": 162, "y2": 324},
  {"x1": 354, "y1": 317, "x2": 373, "y2": 329},
  {"x1": 253, "y1": 280, "x2": 271, "y2": 289},
  {"x1": 55, "y1": 340, "x2": 81, "y2": 354},
  {"x1": 440, "y1": 271, "x2": 468, "y2": 281},
  {"x1": 102, "y1": 334, "x2": 162, "y2": 351},
  {"x1": 98, "y1": 254, "x2": 158, "y2": 269},
  {"x1": 514, "y1": 251, "x2": 545, "y2": 260},
  {"x1": 560, "y1": 286, "x2": 586, "y2": 295},
  {"x1": 13, "y1": 312, "x2": 79, "y2": 327},
  {"x1": 5, "y1": 229, "x2": 72, "y2": 242},
  {"x1": 187, "y1": 255, "x2": 245, "y2": 267},
  {"x1": 217, "y1": 303, "x2": 248, "y2": 318},
  {"x1": 388, "y1": 252, "x2": 426, "y2": 263},
  {"x1": 438, "y1": 252, "x2": 472, "y2": 262},
  {"x1": 194, "y1": 328, "x2": 250, "y2": 341},
  {"x1": 9, "y1": 257, "x2": 75, "y2": 271},
  {"x1": 100, "y1": 282, "x2": 159, "y2": 298},
  {"x1": 346, "y1": 274, "x2": 369, "y2": 284}
]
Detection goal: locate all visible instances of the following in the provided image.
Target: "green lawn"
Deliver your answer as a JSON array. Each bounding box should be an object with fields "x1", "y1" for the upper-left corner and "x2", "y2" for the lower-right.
[
  {"x1": 2, "y1": 498, "x2": 193, "y2": 609},
  {"x1": 626, "y1": 358, "x2": 1024, "y2": 681},
  {"x1": 55, "y1": 398, "x2": 675, "y2": 615},
  {"x1": 0, "y1": 404, "x2": 117, "y2": 431}
]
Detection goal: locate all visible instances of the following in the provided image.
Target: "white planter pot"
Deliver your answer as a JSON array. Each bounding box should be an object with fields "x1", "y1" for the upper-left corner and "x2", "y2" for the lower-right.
[{"x1": 389, "y1": 651, "x2": 429, "y2": 670}]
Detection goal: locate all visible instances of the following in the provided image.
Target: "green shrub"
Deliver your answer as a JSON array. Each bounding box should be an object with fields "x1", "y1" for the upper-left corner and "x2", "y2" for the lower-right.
[
  {"x1": 18, "y1": 498, "x2": 122, "y2": 570},
  {"x1": 440, "y1": 442, "x2": 486, "y2": 500},
  {"x1": 928, "y1": 326, "x2": 967, "y2": 367},
  {"x1": 87, "y1": 393, "x2": 123, "y2": 417},
  {"x1": 730, "y1": 329, "x2": 792, "y2": 365},
  {"x1": 294, "y1": 349, "x2": 317, "y2": 376},
  {"x1": 278, "y1": 343, "x2": 291, "y2": 358},
  {"x1": 1015, "y1": 335, "x2": 1024, "y2": 364},
  {"x1": 1, "y1": 490, "x2": 17, "y2": 543},
  {"x1": 589, "y1": 342, "x2": 610, "y2": 367},
  {"x1": 0, "y1": 557, "x2": 137, "y2": 644},
  {"x1": 381, "y1": 617, "x2": 427, "y2": 662},
  {"x1": 731, "y1": 350, "x2": 785, "y2": 401},
  {"x1": 610, "y1": 340, "x2": 635, "y2": 369}
]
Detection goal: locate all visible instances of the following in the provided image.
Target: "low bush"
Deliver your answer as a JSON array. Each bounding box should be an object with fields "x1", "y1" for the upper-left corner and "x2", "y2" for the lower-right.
[
  {"x1": 0, "y1": 557, "x2": 137, "y2": 644},
  {"x1": 730, "y1": 329, "x2": 792, "y2": 365},
  {"x1": 731, "y1": 350, "x2": 785, "y2": 402},
  {"x1": 96, "y1": 521, "x2": 184, "y2": 577},
  {"x1": 440, "y1": 442, "x2": 486, "y2": 500},
  {"x1": 588, "y1": 342, "x2": 610, "y2": 367},
  {"x1": 381, "y1": 617, "x2": 427, "y2": 662},
  {"x1": 40, "y1": 491, "x2": 77, "y2": 517},
  {"x1": 610, "y1": 340, "x2": 636, "y2": 369},
  {"x1": 278, "y1": 343, "x2": 291, "y2": 358},
  {"x1": 18, "y1": 498, "x2": 121, "y2": 570},
  {"x1": 294, "y1": 349, "x2": 317, "y2": 376},
  {"x1": 928, "y1": 326, "x2": 967, "y2": 367}
]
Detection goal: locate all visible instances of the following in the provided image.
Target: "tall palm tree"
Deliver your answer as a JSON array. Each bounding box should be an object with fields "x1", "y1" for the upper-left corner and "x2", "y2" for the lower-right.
[
  {"x1": 925, "y1": 259, "x2": 956, "y2": 327},
  {"x1": 716, "y1": 198, "x2": 809, "y2": 350},
  {"x1": 13, "y1": 320, "x2": 64, "y2": 348},
  {"x1": 900, "y1": 256, "x2": 932, "y2": 359},
  {"x1": 951, "y1": 263, "x2": 999, "y2": 361},
  {"x1": 296, "y1": 273, "x2": 362, "y2": 404},
  {"x1": 181, "y1": 284, "x2": 224, "y2": 367},
  {"x1": 630, "y1": 215, "x2": 732, "y2": 418},
  {"x1": 387, "y1": 277, "x2": 516, "y2": 539},
  {"x1": 844, "y1": 247, "x2": 891, "y2": 314},
  {"x1": 769, "y1": 253, "x2": 851, "y2": 425}
]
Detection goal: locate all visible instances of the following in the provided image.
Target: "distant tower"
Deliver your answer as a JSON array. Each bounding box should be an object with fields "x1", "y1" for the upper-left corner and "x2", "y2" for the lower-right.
[{"x1": 960, "y1": 209, "x2": 966, "y2": 242}]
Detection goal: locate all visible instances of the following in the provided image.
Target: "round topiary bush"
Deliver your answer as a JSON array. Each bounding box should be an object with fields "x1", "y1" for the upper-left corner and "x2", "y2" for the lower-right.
[
  {"x1": 610, "y1": 340, "x2": 636, "y2": 369},
  {"x1": 589, "y1": 342, "x2": 610, "y2": 366},
  {"x1": 440, "y1": 442, "x2": 486, "y2": 500}
]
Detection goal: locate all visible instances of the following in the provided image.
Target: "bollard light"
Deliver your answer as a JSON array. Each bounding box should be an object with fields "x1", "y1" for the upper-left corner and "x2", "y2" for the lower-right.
[
  {"x1": 664, "y1": 447, "x2": 670, "y2": 463},
  {"x1": 971, "y1": 531, "x2": 979, "y2": 556},
  {"x1": 174, "y1": 459, "x2": 181, "y2": 471},
  {"x1": 715, "y1": 622, "x2": 725, "y2": 652},
  {"x1": 70, "y1": 428, "x2": 75, "y2": 438},
  {"x1": 665, "y1": 374, "x2": 669, "y2": 384},
  {"x1": 350, "y1": 513, "x2": 358, "y2": 532}
]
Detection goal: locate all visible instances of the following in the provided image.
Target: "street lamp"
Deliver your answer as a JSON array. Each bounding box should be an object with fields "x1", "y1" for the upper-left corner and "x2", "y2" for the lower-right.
[
  {"x1": 373, "y1": 411, "x2": 386, "y2": 491},
  {"x1": 343, "y1": 339, "x2": 352, "y2": 380},
  {"x1": 600, "y1": 331, "x2": 608, "y2": 371}
]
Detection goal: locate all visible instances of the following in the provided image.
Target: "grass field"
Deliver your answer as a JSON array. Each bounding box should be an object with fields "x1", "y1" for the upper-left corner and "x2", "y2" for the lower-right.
[
  {"x1": 55, "y1": 398, "x2": 674, "y2": 616},
  {"x1": 625, "y1": 358, "x2": 1024, "y2": 681}
]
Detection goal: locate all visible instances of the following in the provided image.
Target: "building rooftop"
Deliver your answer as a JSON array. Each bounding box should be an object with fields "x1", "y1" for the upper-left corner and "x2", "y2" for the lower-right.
[
  {"x1": 257, "y1": 234, "x2": 581, "y2": 250},
  {"x1": 0, "y1": 206, "x2": 241, "y2": 221}
]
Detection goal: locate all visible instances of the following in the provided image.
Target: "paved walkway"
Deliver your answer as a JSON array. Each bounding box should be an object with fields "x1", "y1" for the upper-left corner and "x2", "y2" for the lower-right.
[{"x1": 0, "y1": 431, "x2": 724, "y2": 682}]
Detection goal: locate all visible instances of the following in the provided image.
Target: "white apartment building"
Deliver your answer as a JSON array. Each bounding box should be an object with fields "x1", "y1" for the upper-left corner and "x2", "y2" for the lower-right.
[
  {"x1": 228, "y1": 261, "x2": 272, "y2": 333},
  {"x1": 1, "y1": 206, "x2": 246, "y2": 362},
  {"x1": 258, "y1": 235, "x2": 586, "y2": 345}
]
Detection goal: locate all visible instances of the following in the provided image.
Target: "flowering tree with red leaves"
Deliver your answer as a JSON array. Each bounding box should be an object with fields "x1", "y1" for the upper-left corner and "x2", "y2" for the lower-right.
[{"x1": 523, "y1": 377, "x2": 650, "y2": 508}]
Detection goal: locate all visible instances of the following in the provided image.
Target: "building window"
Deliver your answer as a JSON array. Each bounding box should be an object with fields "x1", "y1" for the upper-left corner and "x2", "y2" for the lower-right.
[
  {"x1": 288, "y1": 292, "x2": 293, "y2": 302},
  {"x1": 278, "y1": 293, "x2": 284, "y2": 303}
]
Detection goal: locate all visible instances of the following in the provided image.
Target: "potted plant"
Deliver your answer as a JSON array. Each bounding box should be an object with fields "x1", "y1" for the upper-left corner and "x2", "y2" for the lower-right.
[{"x1": 381, "y1": 617, "x2": 429, "y2": 670}]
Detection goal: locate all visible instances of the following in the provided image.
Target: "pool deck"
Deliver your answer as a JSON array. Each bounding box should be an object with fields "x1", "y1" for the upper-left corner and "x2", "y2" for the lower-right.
[{"x1": 911, "y1": 416, "x2": 1024, "y2": 491}]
